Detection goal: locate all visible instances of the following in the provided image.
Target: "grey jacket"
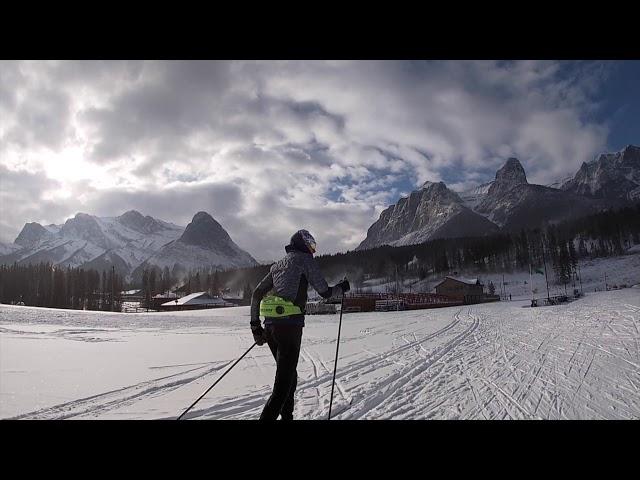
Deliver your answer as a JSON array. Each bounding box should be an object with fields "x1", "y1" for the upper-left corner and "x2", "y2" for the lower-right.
[{"x1": 250, "y1": 246, "x2": 342, "y2": 327}]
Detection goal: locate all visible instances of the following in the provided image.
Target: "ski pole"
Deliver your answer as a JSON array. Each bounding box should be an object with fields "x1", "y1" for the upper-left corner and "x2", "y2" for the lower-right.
[
  {"x1": 177, "y1": 342, "x2": 257, "y2": 420},
  {"x1": 328, "y1": 290, "x2": 346, "y2": 420}
]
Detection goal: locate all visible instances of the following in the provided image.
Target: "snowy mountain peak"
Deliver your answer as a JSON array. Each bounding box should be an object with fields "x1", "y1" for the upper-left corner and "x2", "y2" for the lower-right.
[
  {"x1": 485, "y1": 157, "x2": 528, "y2": 199},
  {"x1": 60, "y1": 213, "x2": 112, "y2": 250},
  {"x1": 591, "y1": 144, "x2": 639, "y2": 167},
  {"x1": 135, "y1": 211, "x2": 258, "y2": 279},
  {"x1": 117, "y1": 210, "x2": 166, "y2": 234},
  {"x1": 192, "y1": 211, "x2": 216, "y2": 223},
  {"x1": 14, "y1": 222, "x2": 49, "y2": 248},
  {"x1": 119, "y1": 210, "x2": 145, "y2": 222},
  {"x1": 496, "y1": 158, "x2": 527, "y2": 183},
  {"x1": 562, "y1": 144, "x2": 640, "y2": 200},
  {"x1": 421, "y1": 181, "x2": 451, "y2": 194},
  {"x1": 178, "y1": 211, "x2": 233, "y2": 249},
  {"x1": 423, "y1": 181, "x2": 463, "y2": 203},
  {"x1": 421, "y1": 180, "x2": 439, "y2": 189}
]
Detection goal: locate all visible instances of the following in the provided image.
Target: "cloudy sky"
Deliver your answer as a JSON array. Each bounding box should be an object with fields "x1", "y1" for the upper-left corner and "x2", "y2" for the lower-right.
[{"x1": 0, "y1": 60, "x2": 638, "y2": 261}]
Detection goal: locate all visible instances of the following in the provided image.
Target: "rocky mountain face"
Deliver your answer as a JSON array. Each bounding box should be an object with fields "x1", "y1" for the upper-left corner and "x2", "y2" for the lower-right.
[
  {"x1": 357, "y1": 181, "x2": 499, "y2": 249},
  {"x1": 475, "y1": 157, "x2": 609, "y2": 231},
  {"x1": 358, "y1": 147, "x2": 637, "y2": 250},
  {"x1": 14, "y1": 222, "x2": 51, "y2": 248},
  {"x1": 561, "y1": 145, "x2": 640, "y2": 201},
  {"x1": 0, "y1": 210, "x2": 257, "y2": 280},
  {"x1": 117, "y1": 210, "x2": 169, "y2": 235},
  {"x1": 479, "y1": 182, "x2": 606, "y2": 232},
  {"x1": 475, "y1": 158, "x2": 529, "y2": 215},
  {"x1": 485, "y1": 158, "x2": 528, "y2": 199}
]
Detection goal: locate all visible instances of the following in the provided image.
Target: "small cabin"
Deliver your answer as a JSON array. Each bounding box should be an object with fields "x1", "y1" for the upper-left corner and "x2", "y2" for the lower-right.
[{"x1": 434, "y1": 276, "x2": 484, "y2": 304}]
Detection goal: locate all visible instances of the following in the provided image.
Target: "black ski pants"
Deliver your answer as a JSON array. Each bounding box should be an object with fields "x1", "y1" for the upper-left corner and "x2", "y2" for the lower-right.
[{"x1": 260, "y1": 323, "x2": 303, "y2": 420}]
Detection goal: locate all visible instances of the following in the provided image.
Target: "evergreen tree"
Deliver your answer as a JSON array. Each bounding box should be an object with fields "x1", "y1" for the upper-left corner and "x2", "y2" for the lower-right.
[
  {"x1": 243, "y1": 282, "x2": 253, "y2": 300},
  {"x1": 141, "y1": 269, "x2": 149, "y2": 310}
]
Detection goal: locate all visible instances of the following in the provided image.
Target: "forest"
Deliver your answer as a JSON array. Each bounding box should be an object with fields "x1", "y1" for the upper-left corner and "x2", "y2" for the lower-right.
[{"x1": 214, "y1": 205, "x2": 640, "y2": 295}]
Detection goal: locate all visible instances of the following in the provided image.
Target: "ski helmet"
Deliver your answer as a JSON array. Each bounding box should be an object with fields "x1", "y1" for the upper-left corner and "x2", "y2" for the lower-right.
[{"x1": 291, "y1": 229, "x2": 317, "y2": 254}]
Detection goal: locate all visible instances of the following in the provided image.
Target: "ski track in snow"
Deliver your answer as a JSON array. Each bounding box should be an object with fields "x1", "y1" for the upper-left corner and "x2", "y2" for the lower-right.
[
  {"x1": 9, "y1": 360, "x2": 231, "y2": 420},
  {"x1": 2, "y1": 289, "x2": 640, "y2": 420}
]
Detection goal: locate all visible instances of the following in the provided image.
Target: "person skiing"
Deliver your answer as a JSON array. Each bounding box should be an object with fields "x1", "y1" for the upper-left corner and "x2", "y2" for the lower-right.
[{"x1": 250, "y1": 229, "x2": 350, "y2": 420}]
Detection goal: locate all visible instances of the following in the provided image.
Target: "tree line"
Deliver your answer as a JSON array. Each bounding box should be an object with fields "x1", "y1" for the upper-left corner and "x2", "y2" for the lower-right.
[
  {"x1": 0, "y1": 263, "x2": 125, "y2": 311},
  {"x1": 213, "y1": 205, "x2": 640, "y2": 294},
  {"x1": 138, "y1": 266, "x2": 238, "y2": 308}
]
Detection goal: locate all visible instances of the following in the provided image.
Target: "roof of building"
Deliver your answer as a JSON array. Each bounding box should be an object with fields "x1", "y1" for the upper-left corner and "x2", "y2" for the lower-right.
[
  {"x1": 121, "y1": 289, "x2": 142, "y2": 296},
  {"x1": 435, "y1": 276, "x2": 481, "y2": 287},
  {"x1": 161, "y1": 291, "x2": 235, "y2": 307},
  {"x1": 153, "y1": 292, "x2": 179, "y2": 299}
]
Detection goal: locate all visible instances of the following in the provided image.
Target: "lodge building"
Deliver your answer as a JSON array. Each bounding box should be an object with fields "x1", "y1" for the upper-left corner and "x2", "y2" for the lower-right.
[{"x1": 433, "y1": 276, "x2": 485, "y2": 304}]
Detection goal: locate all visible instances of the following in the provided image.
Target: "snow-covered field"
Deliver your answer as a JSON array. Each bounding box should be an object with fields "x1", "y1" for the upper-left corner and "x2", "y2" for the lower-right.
[
  {"x1": 2, "y1": 285, "x2": 640, "y2": 420},
  {"x1": 360, "y1": 251, "x2": 640, "y2": 302}
]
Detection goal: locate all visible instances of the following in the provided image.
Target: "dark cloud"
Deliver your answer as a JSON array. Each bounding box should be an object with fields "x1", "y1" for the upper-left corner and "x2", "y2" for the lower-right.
[
  {"x1": 3, "y1": 88, "x2": 71, "y2": 150},
  {"x1": 0, "y1": 166, "x2": 70, "y2": 242}
]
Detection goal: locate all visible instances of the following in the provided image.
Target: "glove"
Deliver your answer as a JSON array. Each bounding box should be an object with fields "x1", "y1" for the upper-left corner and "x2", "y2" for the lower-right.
[
  {"x1": 336, "y1": 278, "x2": 350, "y2": 294},
  {"x1": 251, "y1": 324, "x2": 266, "y2": 346}
]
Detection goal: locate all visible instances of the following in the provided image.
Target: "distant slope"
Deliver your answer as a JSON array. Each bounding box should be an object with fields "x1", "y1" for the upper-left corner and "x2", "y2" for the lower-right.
[{"x1": 132, "y1": 211, "x2": 258, "y2": 279}]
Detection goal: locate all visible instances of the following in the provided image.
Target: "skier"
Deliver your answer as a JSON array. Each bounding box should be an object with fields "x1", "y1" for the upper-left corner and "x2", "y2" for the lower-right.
[{"x1": 250, "y1": 229, "x2": 350, "y2": 420}]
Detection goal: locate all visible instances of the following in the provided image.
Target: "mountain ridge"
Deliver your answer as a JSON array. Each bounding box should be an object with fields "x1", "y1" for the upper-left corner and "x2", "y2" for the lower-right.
[
  {"x1": 0, "y1": 210, "x2": 257, "y2": 280},
  {"x1": 358, "y1": 145, "x2": 639, "y2": 250}
]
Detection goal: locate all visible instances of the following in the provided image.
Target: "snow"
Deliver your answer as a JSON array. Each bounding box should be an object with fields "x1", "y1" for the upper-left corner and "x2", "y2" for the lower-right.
[
  {"x1": 355, "y1": 253, "x2": 640, "y2": 300},
  {"x1": 4, "y1": 213, "x2": 184, "y2": 276},
  {"x1": 0, "y1": 242, "x2": 20, "y2": 255},
  {"x1": 546, "y1": 175, "x2": 574, "y2": 190},
  {"x1": 2, "y1": 272, "x2": 639, "y2": 420},
  {"x1": 161, "y1": 292, "x2": 233, "y2": 307},
  {"x1": 144, "y1": 240, "x2": 256, "y2": 273},
  {"x1": 442, "y1": 276, "x2": 479, "y2": 286},
  {"x1": 626, "y1": 244, "x2": 640, "y2": 254},
  {"x1": 457, "y1": 181, "x2": 493, "y2": 209}
]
